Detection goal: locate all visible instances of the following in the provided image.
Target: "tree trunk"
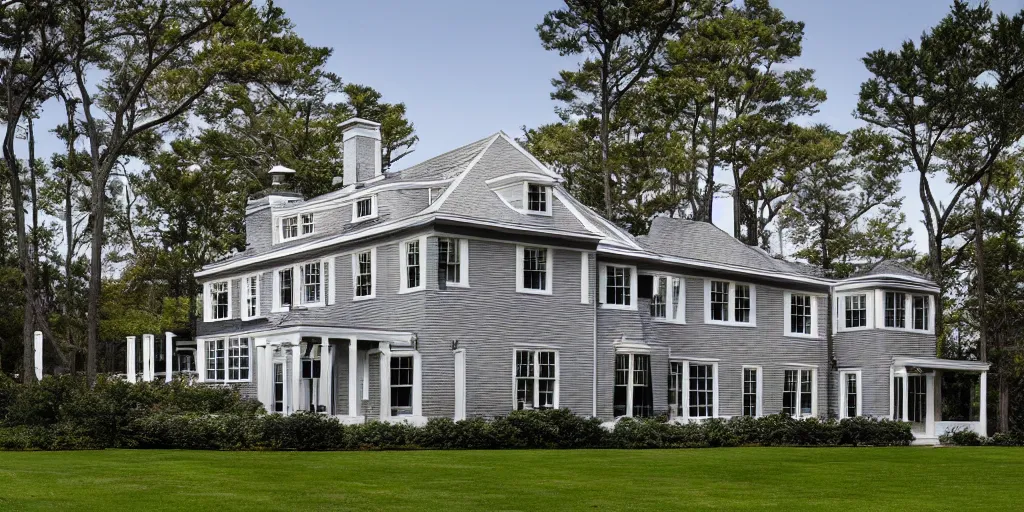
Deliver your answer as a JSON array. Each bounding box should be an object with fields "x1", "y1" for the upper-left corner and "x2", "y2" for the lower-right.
[
  {"x1": 974, "y1": 181, "x2": 988, "y2": 363},
  {"x1": 998, "y1": 370, "x2": 1009, "y2": 433},
  {"x1": 4, "y1": 135, "x2": 37, "y2": 385},
  {"x1": 86, "y1": 172, "x2": 105, "y2": 384},
  {"x1": 700, "y1": 96, "x2": 720, "y2": 223},
  {"x1": 63, "y1": 99, "x2": 78, "y2": 371},
  {"x1": 600, "y1": 84, "x2": 612, "y2": 219}
]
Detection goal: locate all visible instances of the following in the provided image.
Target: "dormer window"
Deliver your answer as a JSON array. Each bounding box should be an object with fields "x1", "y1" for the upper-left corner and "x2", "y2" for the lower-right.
[
  {"x1": 281, "y1": 216, "x2": 298, "y2": 241},
  {"x1": 527, "y1": 184, "x2": 549, "y2": 213},
  {"x1": 277, "y1": 212, "x2": 313, "y2": 243},
  {"x1": 301, "y1": 213, "x2": 314, "y2": 235},
  {"x1": 352, "y1": 195, "x2": 378, "y2": 222}
]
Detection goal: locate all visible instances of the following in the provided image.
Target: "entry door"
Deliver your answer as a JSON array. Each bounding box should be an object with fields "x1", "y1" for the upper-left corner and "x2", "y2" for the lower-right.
[{"x1": 908, "y1": 375, "x2": 927, "y2": 429}]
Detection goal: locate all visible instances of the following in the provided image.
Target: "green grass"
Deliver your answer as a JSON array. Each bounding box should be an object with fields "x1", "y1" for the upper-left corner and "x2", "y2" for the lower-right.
[{"x1": 0, "y1": 448, "x2": 1022, "y2": 511}]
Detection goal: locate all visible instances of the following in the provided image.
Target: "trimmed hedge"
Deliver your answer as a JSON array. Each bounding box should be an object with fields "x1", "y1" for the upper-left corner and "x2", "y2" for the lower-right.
[
  {"x1": 939, "y1": 427, "x2": 1024, "y2": 446},
  {"x1": 0, "y1": 375, "x2": 915, "y2": 451}
]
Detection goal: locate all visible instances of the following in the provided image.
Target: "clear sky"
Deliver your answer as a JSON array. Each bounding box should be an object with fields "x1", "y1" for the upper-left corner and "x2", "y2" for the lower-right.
[{"x1": 276, "y1": 0, "x2": 1024, "y2": 252}]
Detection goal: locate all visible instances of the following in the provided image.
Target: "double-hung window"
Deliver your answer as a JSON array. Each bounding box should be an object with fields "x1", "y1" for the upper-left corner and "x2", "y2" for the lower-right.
[
  {"x1": 844, "y1": 294, "x2": 868, "y2": 329},
  {"x1": 205, "y1": 337, "x2": 251, "y2": 382},
  {"x1": 390, "y1": 356, "x2": 414, "y2": 416},
  {"x1": 207, "y1": 281, "x2": 230, "y2": 321},
  {"x1": 668, "y1": 361, "x2": 718, "y2": 420},
  {"x1": 301, "y1": 213, "x2": 314, "y2": 235},
  {"x1": 785, "y1": 292, "x2": 817, "y2": 337},
  {"x1": 301, "y1": 262, "x2": 322, "y2": 305},
  {"x1": 526, "y1": 184, "x2": 550, "y2": 214},
  {"x1": 400, "y1": 238, "x2": 425, "y2": 293},
  {"x1": 514, "y1": 349, "x2": 558, "y2": 410},
  {"x1": 614, "y1": 353, "x2": 652, "y2": 417},
  {"x1": 782, "y1": 369, "x2": 815, "y2": 417},
  {"x1": 277, "y1": 268, "x2": 293, "y2": 310},
  {"x1": 280, "y1": 216, "x2": 298, "y2": 241},
  {"x1": 438, "y1": 238, "x2": 467, "y2": 286},
  {"x1": 840, "y1": 370, "x2": 862, "y2": 418},
  {"x1": 649, "y1": 275, "x2": 684, "y2": 323},
  {"x1": 912, "y1": 295, "x2": 930, "y2": 331},
  {"x1": 884, "y1": 291, "x2": 906, "y2": 328},
  {"x1": 742, "y1": 367, "x2": 761, "y2": 417},
  {"x1": 517, "y1": 246, "x2": 552, "y2": 294},
  {"x1": 601, "y1": 264, "x2": 637, "y2": 309},
  {"x1": 242, "y1": 275, "x2": 259, "y2": 320},
  {"x1": 705, "y1": 280, "x2": 755, "y2": 326},
  {"x1": 353, "y1": 249, "x2": 375, "y2": 299}
]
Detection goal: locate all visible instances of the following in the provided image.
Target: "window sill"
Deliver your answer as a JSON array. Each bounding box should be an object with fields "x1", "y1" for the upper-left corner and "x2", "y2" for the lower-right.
[
  {"x1": 784, "y1": 333, "x2": 819, "y2": 340},
  {"x1": 651, "y1": 318, "x2": 686, "y2": 325},
  {"x1": 296, "y1": 302, "x2": 325, "y2": 309},
  {"x1": 353, "y1": 294, "x2": 376, "y2": 302},
  {"x1": 878, "y1": 326, "x2": 934, "y2": 335},
  {"x1": 520, "y1": 208, "x2": 552, "y2": 217},
  {"x1": 271, "y1": 307, "x2": 290, "y2": 314},
  {"x1": 516, "y1": 287, "x2": 552, "y2": 296},
  {"x1": 704, "y1": 319, "x2": 756, "y2": 328},
  {"x1": 397, "y1": 286, "x2": 425, "y2": 295},
  {"x1": 837, "y1": 326, "x2": 871, "y2": 333},
  {"x1": 204, "y1": 317, "x2": 233, "y2": 323},
  {"x1": 240, "y1": 315, "x2": 267, "y2": 322},
  {"x1": 599, "y1": 303, "x2": 636, "y2": 311},
  {"x1": 352, "y1": 214, "x2": 379, "y2": 224},
  {"x1": 443, "y1": 282, "x2": 470, "y2": 289},
  {"x1": 204, "y1": 379, "x2": 252, "y2": 384}
]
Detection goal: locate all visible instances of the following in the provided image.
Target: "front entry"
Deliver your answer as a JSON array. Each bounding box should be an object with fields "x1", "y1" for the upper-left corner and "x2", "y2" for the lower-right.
[{"x1": 908, "y1": 374, "x2": 928, "y2": 432}]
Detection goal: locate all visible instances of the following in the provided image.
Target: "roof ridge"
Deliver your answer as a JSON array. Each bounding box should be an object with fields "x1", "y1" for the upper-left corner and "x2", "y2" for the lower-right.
[
  {"x1": 423, "y1": 133, "x2": 501, "y2": 214},
  {"x1": 393, "y1": 133, "x2": 498, "y2": 177}
]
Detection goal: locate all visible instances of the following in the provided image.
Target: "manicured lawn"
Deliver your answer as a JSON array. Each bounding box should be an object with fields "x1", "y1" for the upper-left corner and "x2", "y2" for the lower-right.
[{"x1": 0, "y1": 447, "x2": 1021, "y2": 510}]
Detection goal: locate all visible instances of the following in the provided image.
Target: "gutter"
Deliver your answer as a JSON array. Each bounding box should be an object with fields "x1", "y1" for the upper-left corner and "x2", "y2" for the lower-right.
[{"x1": 592, "y1": 252, "x2": 598, "y2": 418}]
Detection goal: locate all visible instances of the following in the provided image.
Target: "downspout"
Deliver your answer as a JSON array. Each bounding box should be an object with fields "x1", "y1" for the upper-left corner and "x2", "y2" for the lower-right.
[
  {"x1": 826, "y1": 287, "x2": 835, "y2": 418},
  {"x1": 592, "y1": 252, "x2": 598, "y2": 418}
]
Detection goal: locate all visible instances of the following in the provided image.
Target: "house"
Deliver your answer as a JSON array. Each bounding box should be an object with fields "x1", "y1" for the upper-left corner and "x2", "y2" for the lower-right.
[{"x1": 192, "y1": 118, "x2": 988, "y2": 444}]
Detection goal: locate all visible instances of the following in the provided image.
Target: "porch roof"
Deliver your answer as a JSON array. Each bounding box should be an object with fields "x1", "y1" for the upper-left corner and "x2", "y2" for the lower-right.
[{"x1": 893, "y1": 356, "x2": 990, "y2": 372}]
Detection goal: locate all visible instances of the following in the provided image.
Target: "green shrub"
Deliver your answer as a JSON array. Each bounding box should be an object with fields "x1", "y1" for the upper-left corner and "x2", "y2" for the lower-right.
[
  {"x1": 986, "y1": 432, "x2": 1024, "y2": 446},
  {"x1": 939, "y1": 427, "x2": 985, "y2": 446}
]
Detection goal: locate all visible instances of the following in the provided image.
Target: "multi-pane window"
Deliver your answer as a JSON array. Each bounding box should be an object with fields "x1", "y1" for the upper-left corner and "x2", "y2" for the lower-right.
[
  {"x1": 669, "y1": 362, "x2": 684, "y2": 418},
  {"x1": 743, "y1": 367, "x2": 759, "y2": 417},
  {"x1": 526, "y1": 184, "x2": 548, "y2": 212},
  {"x1": 885, "y1": 291, "x2": 906, "y2": 328},
  {"x1": 734, "y1": 285, "x2": 751, "y2": 323},
  {"x1": 390, "y1": 356, "x2": 414, "y2": 416},
  {"x1": 893, "y1": 376, "x2": 905, "y2": 421},
  {"x1": 355, "y1": 197, "x2": 374, "y2": 219},
  {"x1": 688, "y1": 363, "x2": 714, "y2": 418},
  {"x1": 302, "y1": 262, "x2": 321, "y2": 304},
  {"x1": 438, "y1": 237, "x2": 462, "y2": 284},
  {"x1": 783, "y1": 369, "x2": 814, "y2": 417},
  {"x1": 521, "y1": 247, "x2": 548, "y2": 291},
  {"x1": 355, "y1": 251, "x2": 373, "y2": 297},
  {"x1": 605, "y1": 266, "x2": 631, "y2": 306},
  {"x1": 845, "y1": 294, "x2": 867, "y2": 328},
  {"x1": 912, "y1": 295, "x2": 929, "y2": 330},
  {"x1": 789, "y1": 294, "x2": 812, "y2": 335},
  {"x1": 405, "y1": 240, "x2": 421, "y2": 290},
  {"x1": 209, "y1": 281, "x2": 229, "y2": 320},
  {"x1": 710, "y1": 280, "x2": 729, "y2": 321},
  {"x1": 613, "y1": 354, "x2": 652, "y2": 417},
  {"x1": 278, "y1": 268, "x2": 292, "y2": 308},
  {"x1": 280, "y1": 216, "x2": 298, "y2": 240},
  {"x1": 651, "y1": 276, "x2": 667, "y2": 318},
  {"x1": 227, "y1": 338, "x2": 250, "y2": 381},
  {"x1": 845, "y1": 373, "x2": 859, "y2": 418},
  {"x1": 244, "y1": 275, "x2": 258, "y2": 319},
  {"x1": 273, "y1": 363, "x2": 284, "y2": 413},
  {"x1": 206, "y1": 339, "x2": 225, "y2": 381},
  {"x1": 514, "y1": 349, "x2": 557, "y2": 410},
  {"x1": 301, "y1": 213, "x2": 314, "y2": 235}
]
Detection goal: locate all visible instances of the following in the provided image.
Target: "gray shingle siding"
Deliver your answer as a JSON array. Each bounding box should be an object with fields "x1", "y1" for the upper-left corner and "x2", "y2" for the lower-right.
[{"x1": 834, "y1": 329, "x2": 935, "y2": 417}]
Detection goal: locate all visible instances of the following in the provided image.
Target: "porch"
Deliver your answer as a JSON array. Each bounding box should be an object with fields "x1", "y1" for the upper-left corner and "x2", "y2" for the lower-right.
[{"x1": 891, "y1": 356, "x2": 990, "y2": 445}]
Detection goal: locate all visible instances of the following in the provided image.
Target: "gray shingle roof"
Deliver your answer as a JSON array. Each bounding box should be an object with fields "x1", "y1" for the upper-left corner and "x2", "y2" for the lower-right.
[
  {"x1": 636, "y1": 217, "x2": 818, "y2": 276},
  {"x1": 393, "y1": 134, "x2": 495, "y2": 181},
  {"x1": 853, "y1": 260, "x2": 925, "y2": 279}
]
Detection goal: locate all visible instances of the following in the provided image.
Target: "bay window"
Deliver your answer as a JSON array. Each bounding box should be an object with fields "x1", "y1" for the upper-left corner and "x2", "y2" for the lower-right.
[
  {"x1": 912, "y1": 295, "x2": 930, "y2": 331},
  {"x1": 514, "y1": 349, "x2": 558, "y2": 410},
  {"x1": 884, "y1": 291, "x2": 906, "y2": 328}
]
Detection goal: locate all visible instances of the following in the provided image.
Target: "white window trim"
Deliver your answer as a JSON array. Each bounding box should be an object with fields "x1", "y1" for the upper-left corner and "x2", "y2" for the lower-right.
[
  {"x1": 598, "y1": 263, "x2": 638, "y2": 310},
  {"x1": 387, "y1": 350, "x2": 422, "y2": 419},
  {"x1": 298, "y1": 261, "x2": 327, "y2": 308},
  {"x1": 199, "y1": 336, "x2": 253, "y2": 383},
  {"x1": 580, "y1": 252, "x2": 590, "y2": 304},
  {"x1": 327, "y1": 256, "x2": 337, "y2": 305},
  {"x1": 839, "y1": 369, "x2": 863, "y2": 419},
  {"x1": 783, "y1": 367, "x2": 818, "y2": 418},
  {"x1": 511, "y1": 348, "x2": 560, "y2": 410},
  {"x1": 643, "y1": 272, "x2": 686, "y2": 324},
  {"x1": 241, "y1": 274, "x2": 261, "y2": 321},
  {"x1": 835, "y1": 292, "x2": 874, "y2": 333},
  {"x1": 674, "y1": 360, "x2": 719, "y2": 422},
  {"x1": 351, "y1": 195, "x2": 379, "y2": 223},
  {"x1": 515, "y1": 245, "x2": 554, "y2": 295},
  {"x1": 273, "y1": 213, "x2": 316, "y2": 245},
  {"x1": 439, "y1": 237, "x2": 470, "y2": 288},
  {"x1": 703, "y1": 279, "x2": 757, "y2": 327},
  {"x1": 875, "y1": 290, "x2": 934, "y2": 334},
  {"x1": 399, "y1": 236, "x2": 428, "y2": 294},
  {"x1": 203, "y1": 280, "x2": 232, "y2": 322},
  {"x1": 352, "y1": 247, "x2": 378, "y2": 301},
  {"x1": 271, "y1": 267, "x2": 295, "y2": 313},
  {"x1": 300, "y1": 213, "x2": 315, "y2": 236},
  {"x1": 614, "y1": 348, "x2": 649, "y2": 418},
  {"x1": 783, "y1": 291, "x2": 820, "y2": 339},
  {"x1": 741, "y1": 365, "x2": 763, "y2": 418},
  {"x1": 522, "y1": 182, "x2": 552, "y2": 216}
]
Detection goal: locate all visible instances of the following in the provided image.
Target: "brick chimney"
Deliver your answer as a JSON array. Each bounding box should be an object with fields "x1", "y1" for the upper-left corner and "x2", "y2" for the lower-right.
[{"x1": 340, "y1": 117, "x2": 382, "y2": 186}]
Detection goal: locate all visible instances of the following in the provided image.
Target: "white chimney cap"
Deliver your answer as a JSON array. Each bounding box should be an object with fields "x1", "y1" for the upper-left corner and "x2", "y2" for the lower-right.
[
  {"x1": 269, "y1": 165, "x2": 296, "y2": 175},
  {"x1": 339, "y1": 117, "x2": 381, "y2": 130}
]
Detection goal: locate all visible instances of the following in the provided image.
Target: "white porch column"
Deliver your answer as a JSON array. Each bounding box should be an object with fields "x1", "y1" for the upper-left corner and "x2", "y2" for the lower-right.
[
  {"x1": 142, "y1": 334, "x2": 155, "y2": 382},
  {"x1": 901, "y1": 371, "x2": 910, "y2": 422},
  {"x1": 980, "y1": 371, "x2": 988, "y2": 436},
  {"x1": 33, "y1": 331, "x2": 42, "y2": 381},
  {"x1": 255, "y1": 339, "x2": 269, "y2": 412},
  {"x1": 925, "y1": 373, "x2": 935, "y2": 436},
  {"x1": 319, "y1": 336, "x2": 331, "y2": 414},
  {"x1": 126, "y1": 336, "x2": 137, "y2": 383},
  {"x1": 196, "y1": 339, "x2": 207, "y2": 383},
  {"x1": 348, "y1": 338, "x2": 359, "y2": 417},
  {"x1": 454, "y1": 349, "x2": 466, "y2": 421},
  {"x1": 290, "y1": 337, "x2": 302, "y2": 413},
  {"x1": 379, "y1": 344, "x2": 391, "y2": 421},
  {"x1": 164, "y1": 332, "x2": 176, "y2": 382}
]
